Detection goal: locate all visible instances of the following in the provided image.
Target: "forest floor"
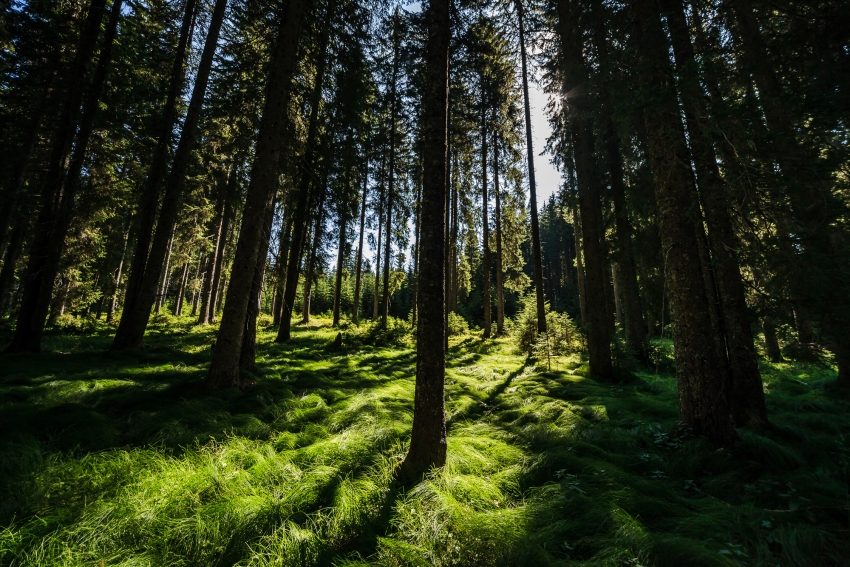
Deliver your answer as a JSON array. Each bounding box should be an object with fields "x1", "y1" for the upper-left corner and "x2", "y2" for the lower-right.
[{"x1": 0, "y1": 316, "x2": 848, "y2": 567}]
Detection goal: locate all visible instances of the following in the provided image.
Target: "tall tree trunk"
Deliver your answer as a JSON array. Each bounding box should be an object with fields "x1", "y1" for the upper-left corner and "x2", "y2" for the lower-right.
[
  {"x1": 412, "y1": 165, "x2": 422, "y2": 327},
  {"x1": 107, "y1": 225, "x2": 130, "y2": 323},
  {"x1": 112, "y1": 0, "x2": 228, "y2": 348},
  {"x1": 494, "y1": 133, "x2": 504, "y2": 335},
  {"x1": 190, "y1": 248, "x2": 203, "y2": 317},
  {"x1": 450, "y1": 153, "x2": 459, "y2": 312},
  {"x1": 665, "y1": 0, "x2": 767, "y2": 426},
  {"x1": 481, "y1": 108, "x2": 491, "y2": 339},
  {"x1": 382, "y1": 13, "x2": 400, "y2": 326},
  {"x1": 173, "y1": 262, "x2": 189, "y2": 316},
  {"x1": 273, "y1": 207, "x2": 294, "y2": 325},
  {"x1": 6, "y1": 0, "x2": 112, "y2": 352},
  {"x1": 373, "y1": 180, "x2": 384, "y2": 321},
  {"x1": 514, "y1": 0, "x2": 546, "y2": 334},
  {"x1": 302, "y1": 206, "x2": 324, "y2": 324},
  {"x1": 612, "y1": 264, "x2": 623, "y2": 326},
  {"x1": 118, "y1": 0, "x2": 197, "y2": 328},
  {"x1": 573, "y1": 202, "x2": 588, "y2": 326},
  {"x1": 332, "y1": 209, "x2": 346, "y2": 327},
  {"x1": 398, "y1": 0, "x2": 449, "y2": 481},
  {"x1": 275, "y1": 0, "x2": 333, "y2": 343},
  {"x1": 210, "y1": 202, "x2": 233, "y2": 322},
  {"x1": 155, "y1": 231, "x2": 174, "y2": 314},
  {"x1": 762, "y1": 317, "x2": 782, "y2": 363},
  {"x1": 352, "y1": 162, "x2": 368, "y2": 324},
  {"x1": 240, "y1": 195, "x2": 277, "y2": 373},
  {"x1": 0, "y1": 218, "x2": 26, "y2": 315},
  {"x1": 198, "y1": 182, "x2": 228, "y2": 323},
  {"x1": 631, "y1": 0, "x2": 736, "y2": 444},
  {"x1": 206, "y1": 0, "x2": 309, "y2": 389},
  {"x1": 556, "y1": 0, "x2": 612, "y2": 379}
]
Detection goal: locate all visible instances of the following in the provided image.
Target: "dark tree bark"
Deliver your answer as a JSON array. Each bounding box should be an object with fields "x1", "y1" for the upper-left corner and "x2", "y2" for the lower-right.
[
  {"x1": 0, "y1": 218, "x2": 26, "y2": 315},
  {"x1": 352, "y1": 162, "x2": 368, "y2": 324},
  {"x1": 572, "y1": 202, "x2": 588, "y2": 326},
  {"x1": 631, "y1": 0, "x2": 737, "y2": 444},
  {"x1": 302, "y1": 204, "x2": 325, "y2": 324},
  {"x1": 398, "y1": 0, "x2": 449, "y2": 481},
  {"x1": 273, "y1": 208, "x2": 294, "y2": 325},
  {"x1": 275, "y1": 0, "x2": 333, "y2": 343},
  {"x1": 6, "y1": 0, "x2": 114, "y2": 352},
  {"x1": 382, "y1": 15, "x2": 401, "y2": 327},
  {"x1": 240, "y1": 195, "x2": 277, "y2": 373},
  {"x1": 173, "y1": 262, "x2": 189, "y2": 316},
  {"x1": 450, "y1": 153, "x2": 459, "y2": 312},
  {"x1": 665, "y1": 0, "x2": 767, "y2": 426},
  {"x1": 118, "y1": 0, "x2": 197, "y2": 327},
  {"x1": 372, "y1": 177, "x2": 384, "y2": 321},
  {"x1": 190, "y1": 248, "x2": 204, "y2": 316},
  {"x1": 112, "y1": 0, "x2": 228, "y2": 348},
  {"x1": 494, "y1": 133, "x2": 505, "y2": 335},
  {"x1": 513, "y1": 0, "x2": 546, "y2": 334},
  {"x1": 412, "y1": 164, "x2": 422, "y2": 327},
  {"x1": 762, "y1": 317, "x2": 783, "y2": 363},
  {"x1": 206, "y1": 0, "x2": 309, "y2": 389},
  {"x1": 556, "y1": 0, "x2": 612, "y2": 380},
  {"x1": 481, "y1": 109, "x2": 491, "y2": 339},
  {"x1": 332, "y1": 206, "x2": 346, "y2": 327}
]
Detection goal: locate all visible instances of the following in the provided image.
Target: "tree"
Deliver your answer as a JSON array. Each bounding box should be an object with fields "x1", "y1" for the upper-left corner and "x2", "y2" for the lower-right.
[{"x1": 398, "y1": 0, "x2": 450, "y2": 481}]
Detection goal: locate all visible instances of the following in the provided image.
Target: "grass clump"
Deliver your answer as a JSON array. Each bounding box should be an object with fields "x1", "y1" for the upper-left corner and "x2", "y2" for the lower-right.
[{"x1": 0, "y1": 317, "x2": 848, "y2": 566}]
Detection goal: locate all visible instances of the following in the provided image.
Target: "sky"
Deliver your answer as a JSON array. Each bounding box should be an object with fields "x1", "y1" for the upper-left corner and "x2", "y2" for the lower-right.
[{"x1": 526, "y1": 78, "x2": 562, "y2": 208}]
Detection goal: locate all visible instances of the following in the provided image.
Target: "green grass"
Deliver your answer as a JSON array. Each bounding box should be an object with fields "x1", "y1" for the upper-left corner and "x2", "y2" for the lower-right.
[{"x1": 0, "y1": 315, "x2": 848, "y2": 566}]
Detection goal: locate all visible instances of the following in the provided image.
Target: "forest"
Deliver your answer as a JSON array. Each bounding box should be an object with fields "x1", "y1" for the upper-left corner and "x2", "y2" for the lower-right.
[{"x1": 0, "y1": 0, "x2": 849, "y2": 563}]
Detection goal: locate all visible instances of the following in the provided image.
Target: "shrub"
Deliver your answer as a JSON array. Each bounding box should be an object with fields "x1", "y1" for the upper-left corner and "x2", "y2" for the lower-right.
[
  {"x1": 511, "y1": 294, "x2": 582, "y2": 358},
  {"x1": 447, "y1": 312, "x2": 470, "y2": 337}
]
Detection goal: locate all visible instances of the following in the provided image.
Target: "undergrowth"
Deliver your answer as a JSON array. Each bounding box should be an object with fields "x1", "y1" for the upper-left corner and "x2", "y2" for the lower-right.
[{"x1": 0, "y1": 315, "x2": 847, "y2": 566}]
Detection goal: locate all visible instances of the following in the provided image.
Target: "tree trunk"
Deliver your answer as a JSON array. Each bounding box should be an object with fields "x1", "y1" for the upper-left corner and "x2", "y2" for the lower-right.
[
  {"x1": 612, "y1": 264, "x2": 623, "y2": 326},
  {"x1": 273, "y1": 209, "x2": 294, "y2": 325},
  {"x1": 155, "y1": 231, "x2": 174, "y2": 314},
  {"x1": 6, "y1": 0, "x2": 112, "y2": 352},
  {"x1": 332, "y1": 208, "x2": 346, "y2": 327},
  {"x1": 117, "y1": 0, "x2": 197, "y2": 330},
  {"x1": 573, "y1": 202, "x2": 588, "y2": 326},
  {"x1": 762, "y1": 317, "x2": 782, "y2": 363},
  {"x1": 513, "y1": 0, "x2": 546, "y2": 334},
  {"x1": 206, "y1": 0, "x2": 309, "y2": 389},
  {"x1": 112, "y1": 0, "x2": 228, "y2": 348},
  {"x1": 631, "y1": 0, "x2": 737, "y2": 445},
  {"x1": 240, "y1": 195, "x2": 277, "y2": 373},
  {"x1": 412, "y1": 164, "x2": 422, "y2": 327},
  {"x1": 0, "y1": 218, "x2": 26, "y2": 315},
  {"x1": 190, "y1": 248, "x2": 203, "y2": 316},
  {"x1": 494, "y1": 134, "x2": 504, "y2": 335},
  {"x1": 481, "y1": 108, "x2": 491, "y2": 339},
  {"x1": 556, "y1": 0, "x2": 612, "y2": 379},
  {"x1": 450, "y1": 153, "x2": 459, "y2": 312},
  {"x1": 352, "y1": 162, "x2": 368, "y2": 324},
  {"x1": 382, "y1": 14, "x2": 400, "y2": 326},
  {"x1": 173, "y1": 262, "x2": 189, "y2": 316},
  {"x1": 302, "y1": 207, "x2": 324, "y2": 324},
  {"x1": 665, "y1": 0, "x2": 767, "y2": 426},
  {"x1": 373, "y1": 183, "x2": 383, "y2": 321},
  {"x1": 399, "y1": 0, "x2": 449, "y2": 481},
  {"x1": 107, "y1": 225, "x2": 130, "y2": 323},
  {"x1": 275, "y1": 0, "x2": 333, "y2": 343},
  {"x1": 210, "y1": 198, "x2": 234, "y2": 322}
]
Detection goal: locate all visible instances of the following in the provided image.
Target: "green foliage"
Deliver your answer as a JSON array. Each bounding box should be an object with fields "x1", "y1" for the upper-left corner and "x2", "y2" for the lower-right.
[
  {"x1": 345, "y1": 316, "x2": 412, "y2": 348},
  {"x1": 511, "y1": 294, "x2": 582, "y2": 361},
  {"x1": 0, "y1": 321, "x2": 847, "y2": 566},
  {"x1": 447, "y1": 312, "x2": 470, "y2": 337}
]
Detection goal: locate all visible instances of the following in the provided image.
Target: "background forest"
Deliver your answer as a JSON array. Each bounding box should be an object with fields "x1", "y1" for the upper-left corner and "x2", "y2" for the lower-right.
[{"x1": 0, "y1": 0, "x2": 849, "y2": 564}]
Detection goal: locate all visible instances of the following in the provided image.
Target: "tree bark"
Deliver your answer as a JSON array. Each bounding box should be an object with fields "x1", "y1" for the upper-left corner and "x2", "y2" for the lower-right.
[
  {"x1": 6, "y1": 0, "x2": 112, "y2": 352},
  {"x1": 275, "y1": 0, "x2": 333, "y2": 343},
  {"x1": 155, "y1": 231, "x2": 174, "y2": 314},
  {"x1": 762, "y1": 317, "x2": 782, "y2": 363},
  {"x1": 302, "y1": 206, "x2": 325, "y2": 324},
  {"x1": 399, "y1": 0, "x2": 449, "y2": 481},
  {"x1": 206, "y1": 0, "x2": 309, "y2": 389},
  {"x1": 665, "y1": 0, "x2": 767, "y2": 426},
  {"x1": 493, "y1": 133, "x2": 504, "y2": 335},
  {"x1": 631, "y1": 0, "x2": 736, "y2": 444},
  {"x1": 382, "y1": 13, "x2": 400, "y2": 326},
  {"x1": 240, "y1": 195, "x2": 277, "y2": 373},
  {"x1": 332, "y1": 207, "x2": 346, "y2": 327},
  {"x1": 112, "y1": 0, "x2": 228, "y2": 348},
  {"x1": 352, "y1": 162, "x2": 368, "y2": 324},
  {"x1": 117, "y1": 0, "x2": 197, "y2": 329},
  {"x1": 556, "y1": 0, "x2": 612, "y2": 379},
  {"x1": 481, "y1": 108, "x2": 491, "y2": 339},
  {"x1": 373, "y1": 180, "x2": 383, "y2": 321},
  {"x1": 173, "y1": 262, "x2": 189, "y2": 316}
]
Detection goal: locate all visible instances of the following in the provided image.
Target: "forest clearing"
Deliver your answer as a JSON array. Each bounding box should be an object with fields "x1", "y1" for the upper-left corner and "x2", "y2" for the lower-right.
[
  {"x1": 1, "y1": 317, "x2": 847, "y2": 566},
  {"x1": 2, "y1": 0, "x2": 849, "y2": 563}
]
